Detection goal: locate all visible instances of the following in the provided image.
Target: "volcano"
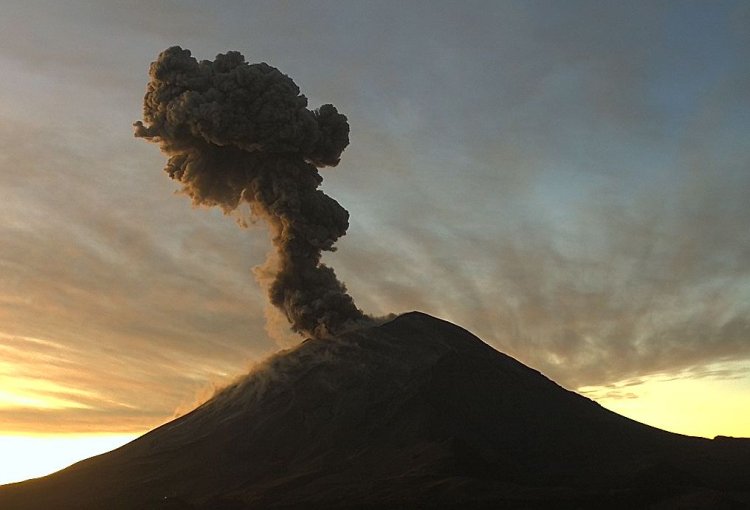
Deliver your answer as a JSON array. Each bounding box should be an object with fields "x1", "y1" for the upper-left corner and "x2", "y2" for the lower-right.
[{"x1": 1, "y1": 312, "x2": 748, "y2": 509}]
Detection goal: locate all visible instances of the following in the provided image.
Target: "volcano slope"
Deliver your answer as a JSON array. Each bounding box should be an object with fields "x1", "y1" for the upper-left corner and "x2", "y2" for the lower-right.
[{"x1": 1, "y1": 312, "x2": 748, "y2": 509}]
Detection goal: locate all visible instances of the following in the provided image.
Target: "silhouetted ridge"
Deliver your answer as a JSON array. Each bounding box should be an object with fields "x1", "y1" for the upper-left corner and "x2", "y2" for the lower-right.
[{"x1": 1, "y1": 312, "x2": 748, "y2": 509}]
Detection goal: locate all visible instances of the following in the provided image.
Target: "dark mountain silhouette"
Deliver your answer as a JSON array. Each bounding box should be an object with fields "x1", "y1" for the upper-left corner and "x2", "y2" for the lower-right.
[{"x1": 1, "y1": 312, "x2": 748, "y2": 509}]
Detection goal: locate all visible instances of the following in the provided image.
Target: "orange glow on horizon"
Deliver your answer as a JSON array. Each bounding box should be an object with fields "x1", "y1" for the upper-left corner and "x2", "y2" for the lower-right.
[
  {"x1": 580, "y1": 362, "x2": 750, "y2": 439},
  {"x1": 0, "y1": 434, "x2": 139, "y2": 485}
]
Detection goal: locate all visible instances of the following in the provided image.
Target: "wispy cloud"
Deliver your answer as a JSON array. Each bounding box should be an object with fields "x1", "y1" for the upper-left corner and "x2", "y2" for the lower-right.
[{"x1": 0, "y1": 1, "x2": 747, "y2": 434}]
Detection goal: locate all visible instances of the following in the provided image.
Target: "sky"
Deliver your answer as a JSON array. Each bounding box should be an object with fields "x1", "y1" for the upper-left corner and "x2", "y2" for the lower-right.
[{"x1": 1, "y1": 0, "x2": 749, "y2": 483}]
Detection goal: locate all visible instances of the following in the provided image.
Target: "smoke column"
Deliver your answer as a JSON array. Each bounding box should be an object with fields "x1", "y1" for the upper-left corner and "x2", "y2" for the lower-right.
[{"x1": 134, "y1": 46, "x2": 367, "y2": 339}]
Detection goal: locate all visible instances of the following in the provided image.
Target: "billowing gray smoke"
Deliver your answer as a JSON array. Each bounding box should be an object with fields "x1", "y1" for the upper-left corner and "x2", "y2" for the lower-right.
[{"x1": 134, "y1": 46, "x2": 367, "y2": 338}]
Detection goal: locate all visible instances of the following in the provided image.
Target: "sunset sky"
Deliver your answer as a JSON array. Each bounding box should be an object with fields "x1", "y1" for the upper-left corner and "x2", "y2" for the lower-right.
[{"x1": 1, "y1": 0, "x2": 749, "y2": 484}]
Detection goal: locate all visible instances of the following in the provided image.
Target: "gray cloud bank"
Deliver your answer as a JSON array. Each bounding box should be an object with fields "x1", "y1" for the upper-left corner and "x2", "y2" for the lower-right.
[{"x1": 0, "y1": 1, "x2": 748, "y2": 431}]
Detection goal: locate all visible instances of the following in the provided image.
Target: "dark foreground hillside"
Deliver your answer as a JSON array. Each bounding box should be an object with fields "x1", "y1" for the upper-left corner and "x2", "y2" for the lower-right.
[{"x1": 1, "y1": 312, "x2": 749, "y2": 509}]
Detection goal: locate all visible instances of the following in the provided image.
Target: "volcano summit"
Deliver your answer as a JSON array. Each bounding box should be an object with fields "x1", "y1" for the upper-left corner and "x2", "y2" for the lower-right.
[{"x1": 0, "y1": 312, "x2": 748, "y2": 509}]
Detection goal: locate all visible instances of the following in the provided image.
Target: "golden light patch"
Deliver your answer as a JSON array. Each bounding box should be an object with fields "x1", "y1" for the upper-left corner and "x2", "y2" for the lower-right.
[
  {"x1": 580, "y1": 361, "x2": 750, "y2": 438},
  {"x1": 0, "y1": 434, "x2": 139, "y2": 485},
  {"x1": 0, "y1": 360, "x2": 96, "y2": 411},
  {"x1": 0, "y1": 388, "x2": 92, "y2": 410}
]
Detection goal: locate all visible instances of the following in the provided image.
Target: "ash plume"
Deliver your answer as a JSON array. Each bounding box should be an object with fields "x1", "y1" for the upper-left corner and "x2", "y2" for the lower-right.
[{"x1": 134, "y1": 46, "x2": 367, "y2": 339}]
